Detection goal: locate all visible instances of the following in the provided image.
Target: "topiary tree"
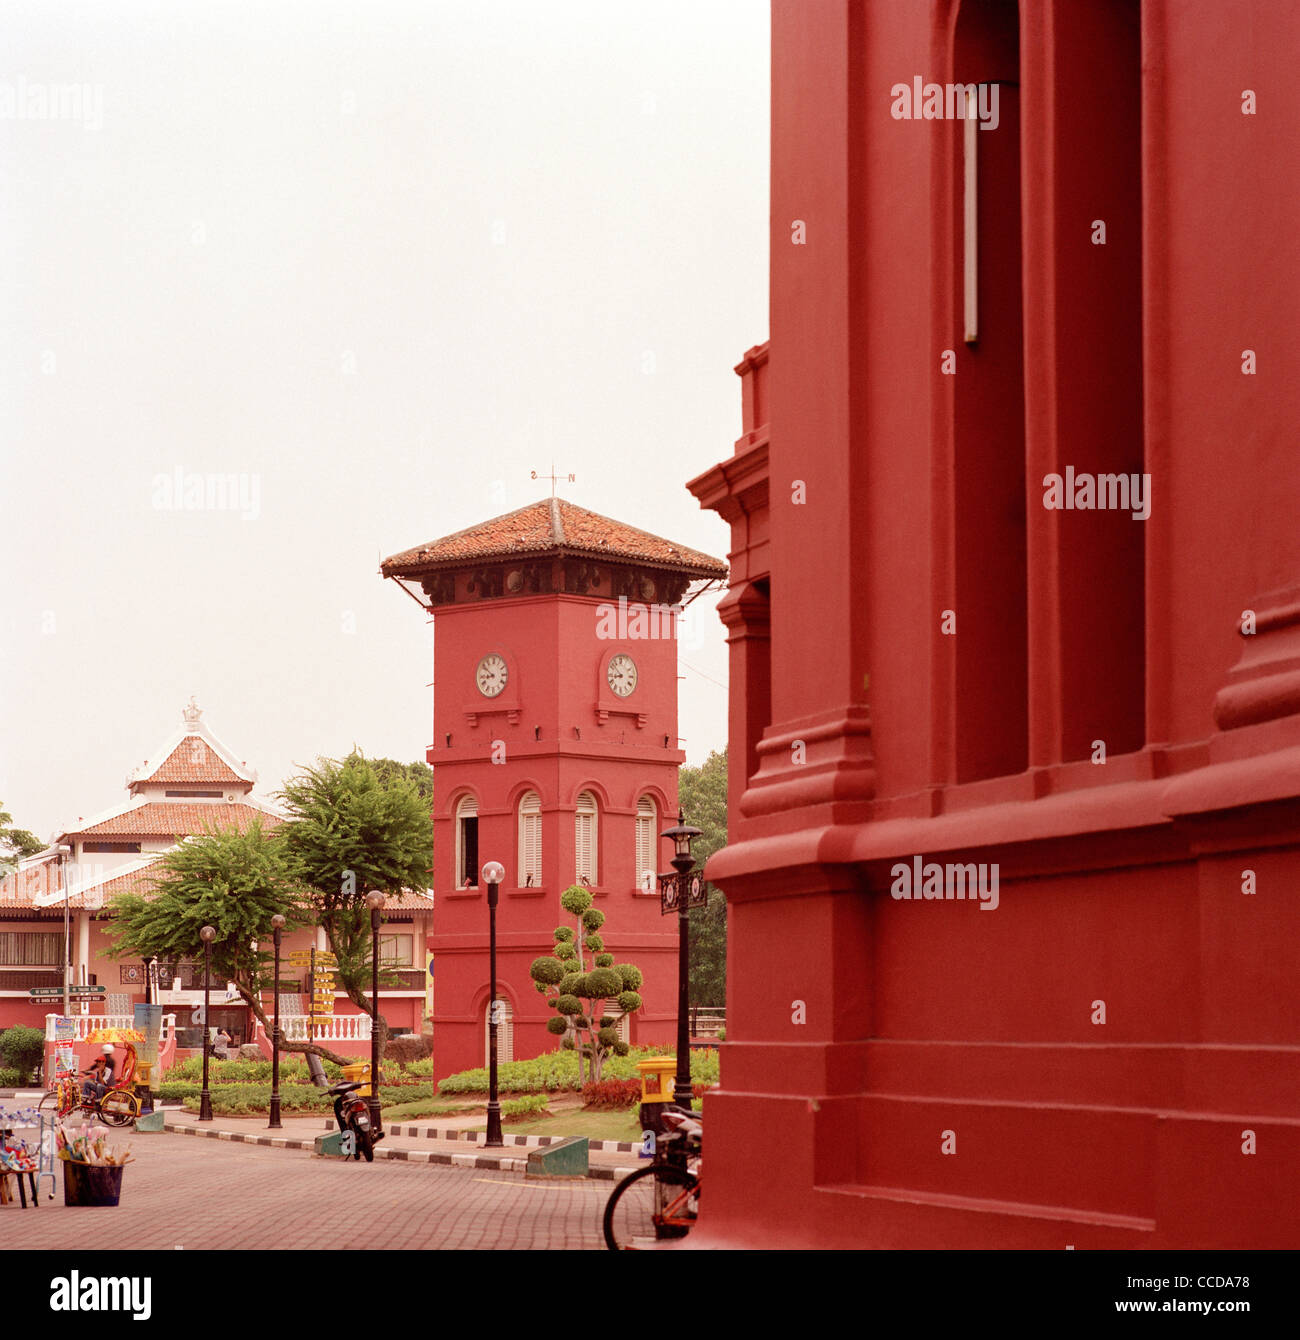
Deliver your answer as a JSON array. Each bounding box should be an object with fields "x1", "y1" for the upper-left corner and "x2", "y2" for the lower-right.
[{"x1": 529, "y1": 885, "x2": 645, "y2": 1082}]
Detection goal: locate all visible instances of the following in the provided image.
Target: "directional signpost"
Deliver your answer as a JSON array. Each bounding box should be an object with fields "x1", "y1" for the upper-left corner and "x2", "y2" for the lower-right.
[
  {"x1": 289, "y1": 948, "x2": 337, "y2": 1035},
  {"x1": 28, "y1": 986, "x2": 106, "y2": 999}
]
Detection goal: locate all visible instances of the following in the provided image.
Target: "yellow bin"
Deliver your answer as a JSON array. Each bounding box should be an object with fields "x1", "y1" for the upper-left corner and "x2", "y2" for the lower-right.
[
  {"x1": 340, "y1": 1061, "x2": 372, "y2": 1098},
  {"x1": 636, "y1": 1057, "x2": 677, "y2": 1105}
]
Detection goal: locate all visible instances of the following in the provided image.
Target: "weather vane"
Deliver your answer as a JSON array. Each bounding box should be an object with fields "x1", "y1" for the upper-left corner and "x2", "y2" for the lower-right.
[{"x1": 531, "y1": 463, "x2": 576, "y2": 498}]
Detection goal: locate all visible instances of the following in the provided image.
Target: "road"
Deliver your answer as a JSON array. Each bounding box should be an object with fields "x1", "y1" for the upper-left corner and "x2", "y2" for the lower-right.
[{"x1": 3, "y1": 1132, "x2": 609, "y2": 1250}]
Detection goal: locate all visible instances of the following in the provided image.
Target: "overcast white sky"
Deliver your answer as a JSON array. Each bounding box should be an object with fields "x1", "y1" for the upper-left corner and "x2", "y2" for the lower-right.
[{"x1": 0, "y1": 1, "x2": 770, "y2": 840}]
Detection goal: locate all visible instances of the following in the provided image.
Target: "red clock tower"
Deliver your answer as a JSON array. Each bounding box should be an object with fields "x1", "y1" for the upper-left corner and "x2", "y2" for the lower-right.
[{"x1": 382, "y1": 498, "x2": 725, "y2": 1082}]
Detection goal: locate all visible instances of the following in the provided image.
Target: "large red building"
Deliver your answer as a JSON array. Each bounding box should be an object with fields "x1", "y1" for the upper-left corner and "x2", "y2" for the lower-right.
[
  {"x1": 689, "y1": 0, "x2": 1299, "y2": 1249},
  {"x1": 383, "y1": 498, "x2": 725, "y2": 1081}
]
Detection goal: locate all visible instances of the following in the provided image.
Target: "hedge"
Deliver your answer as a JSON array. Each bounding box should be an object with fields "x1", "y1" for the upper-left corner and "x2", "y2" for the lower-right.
[
  {"x1": 166, "y1": 1081, "x2": 433, "y2": 1114},
  {"x1": 162, "y1": 1056, "x2": 432, "y2": 1087},
  {"x1": 437, "y1": 1046, "x2": 720, "y2": 1096}
]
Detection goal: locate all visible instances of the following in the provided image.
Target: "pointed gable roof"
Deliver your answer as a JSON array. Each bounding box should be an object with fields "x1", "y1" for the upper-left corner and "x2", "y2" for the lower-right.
[
  {"x1": 381, "y1": 497, "x2": 727, "y2": 580},
  {"x1": 127, "y1": 698, "x2": 257, "y2": 793}
]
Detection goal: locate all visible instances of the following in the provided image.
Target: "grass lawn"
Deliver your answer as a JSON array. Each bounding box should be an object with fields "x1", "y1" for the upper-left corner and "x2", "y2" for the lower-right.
[
  {"x1": 381, "y1": 1097, "x2": 484, "y2": 1122},
  {"x1": 462, "y1": 1108, "x2": 645, "y2": 1142}
]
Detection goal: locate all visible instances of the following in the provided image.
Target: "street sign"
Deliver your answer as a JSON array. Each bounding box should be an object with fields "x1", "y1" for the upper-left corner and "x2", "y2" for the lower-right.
[{"x1": 28, "y1": 986, "x2": 107, "y2": 998}]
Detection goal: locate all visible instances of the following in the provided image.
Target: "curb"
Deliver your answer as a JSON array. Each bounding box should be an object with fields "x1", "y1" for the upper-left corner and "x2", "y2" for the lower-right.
[
  {"x1": 382, "y1": 1121, "x2": 639, "y2": 1154},
  {"x1": 162, "y1": 1121, "x2": 637, "y2": 1180}
]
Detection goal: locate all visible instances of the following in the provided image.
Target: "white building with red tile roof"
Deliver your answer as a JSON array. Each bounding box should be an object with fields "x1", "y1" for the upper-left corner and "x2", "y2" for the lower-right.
[{"x1": 0, "y1": 702, "x2": 433, "y2": 1050}]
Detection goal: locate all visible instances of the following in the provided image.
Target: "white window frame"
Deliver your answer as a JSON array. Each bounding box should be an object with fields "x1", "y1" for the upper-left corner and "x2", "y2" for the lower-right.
[
  {"x1": 484, "y1": 996, "x2": 513, "y2": 1064},
  {"x1": 575, "y1": 791, "x2": 598, "y2": 886},
  {"x1": 518, "y1": 791, "x2": 542, "y2": 887},
  {"x1": 635, "y1": 796, "x2": 657, "y2": 891},
  {"x1": 378, "y1": 933, "x2": 414, "y2": 968},
  {"x1": 455, "y1": 795, "x2": 478, "y2": 888}
]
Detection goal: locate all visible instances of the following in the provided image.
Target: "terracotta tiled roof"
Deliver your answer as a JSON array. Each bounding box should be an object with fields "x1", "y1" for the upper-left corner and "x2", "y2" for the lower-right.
[
  {"x1": 0, "y1": 857, "x2": 64, "y2": 908},
  {"x1": 72, "y1": 803, "x2": 281, "y2": 838},
  {"x1": 381, "y1": 498, "x2": 727, "y2": 579},
  {"x1": 0, "y1": 853, "x2": 167, "y2": 910},
  {"x1": 133, "y1": 737, "x2": 249, "y2": 788},
  {"x1": 374, "y1": 890, "x2": 435, "y2": 912}
]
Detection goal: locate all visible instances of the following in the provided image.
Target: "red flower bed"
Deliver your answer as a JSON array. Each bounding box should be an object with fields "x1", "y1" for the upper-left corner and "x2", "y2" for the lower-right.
[{"x1": 581, "y1": 1078, "x2": 643, "y2": 1109}]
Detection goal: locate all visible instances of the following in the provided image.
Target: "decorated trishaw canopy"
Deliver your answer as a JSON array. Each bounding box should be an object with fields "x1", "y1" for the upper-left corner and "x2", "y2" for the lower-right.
[{"x1": 83, "y1": 1028, "x2": 144, "y2": 1045}]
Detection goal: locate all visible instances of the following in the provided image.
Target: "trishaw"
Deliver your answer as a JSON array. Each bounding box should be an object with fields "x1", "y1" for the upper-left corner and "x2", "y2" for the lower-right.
[{"x1": 38, "y1": 1027, "x2": 145, "y2": 1128}]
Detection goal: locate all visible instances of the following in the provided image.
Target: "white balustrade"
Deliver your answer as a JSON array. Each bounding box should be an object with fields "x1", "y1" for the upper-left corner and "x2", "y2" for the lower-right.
[
  {"x1": 45, "y1": 1012, "x2": 171, "y2": 1043},
  {"x1": 281, "y1": 1013, "x2": 371, "y2": 1043}
]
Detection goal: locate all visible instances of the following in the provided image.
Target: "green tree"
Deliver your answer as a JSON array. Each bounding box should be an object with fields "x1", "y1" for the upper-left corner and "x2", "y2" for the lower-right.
[
  {"x1": 0, "y1": 801, "x2": 44, "y2": 874},
  {"x1": 277, "y1": 753, "x2": 431, "y2": 1055},
  {"x1": 101, "y1": 821, "x2": 344, "y2": 1055},
  {"x1": 678, "y1": 749, "x2": 728, "y2": 1008},
  {"x1": 347, "y1": 753, "x2": 433, "y2": 804},
  {"x1": 529, "y1": 885, "x2": 642, "y2": 1084}
]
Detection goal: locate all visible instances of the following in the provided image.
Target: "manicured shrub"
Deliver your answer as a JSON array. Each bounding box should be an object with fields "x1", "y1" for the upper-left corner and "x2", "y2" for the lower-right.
[
  {"x1": 384, "y1": 1033, "x2": 433, "y2": 1064},
  {"x1": 555, "y1": 994, "x2": 582, "y2": 1016},
  {"x1": 594, "y1": 953, "x2": 614, "y2": 968},
  {"x1": 530, "y1": 956, "x2": 566, "y2": 986},
  {"x1": 560, "y1": 885, "x2": 592, "y2": 916},
  {"x1": 581, "y1": 907, "x2": 605, "y2": 931},
  {"x1": 553, "y1": 926, "x2": 574, "y2": 943},
  {"x1": 545, "y1": 1016, "x2": 568, "y2": 1036},
  {"x1": 0, "y1": 1026, "x2": 45, "y2": 1083},
  {"x1": 501, "y1": 1093, "x2": 549, "y2": 1120},
  {"x1": 0, "y1": 1067, "x2": 24, "y2": 1088},
  {"x1": 615, "y1": 964, "x2": 643, "y2": 991},
  {"x1": 584, "y1": 933, "x2": 604, "y2": 953},
  {"x1": 617, "y1": 991, "x2": 642, "y2": 1013},
  {"x1": 584, "y1": 967, "x2": 621, "y2": 999}
]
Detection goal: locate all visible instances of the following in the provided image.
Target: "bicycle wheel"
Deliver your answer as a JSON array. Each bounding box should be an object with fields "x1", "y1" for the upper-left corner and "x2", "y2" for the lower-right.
[
  {"x1": 37, "y1": 1089, "x2": 62, "y2": 1119},
  {"x1": 98, "y1": 1091, "x2": 139, "y2": 1128},
  {"x1": 603, "y1": 1164, "x2": 698, "y2": 1251}
]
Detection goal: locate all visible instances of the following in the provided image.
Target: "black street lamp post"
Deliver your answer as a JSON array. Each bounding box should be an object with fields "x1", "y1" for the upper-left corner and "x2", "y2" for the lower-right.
[
  {"x1": 660, "y1": 810, "x2": 703, "y2": 1109},
  {"x1": 269, "y1": 914, "x2": 285, "y2": 1129},
  {"x1": 198, "y1": 925, "x2": 216, "y2": 1122},
  {"x1": 481, "y1": 861, "x2": 506, "y2": 1147},
  {"x1": 364, "y1": 892, "x2": 386, "y2": 1136}
]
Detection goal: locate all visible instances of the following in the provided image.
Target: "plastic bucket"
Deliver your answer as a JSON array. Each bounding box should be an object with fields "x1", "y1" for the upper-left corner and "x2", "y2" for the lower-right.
[{"x1": 63, "y1": 1160, "x2": 124, "y2": 1207}]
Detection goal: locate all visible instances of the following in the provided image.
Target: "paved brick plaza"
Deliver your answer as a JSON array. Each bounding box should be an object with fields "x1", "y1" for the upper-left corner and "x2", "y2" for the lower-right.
[{"x1": 2, "y1": 1133, "x2": 610, "y2": 1250}]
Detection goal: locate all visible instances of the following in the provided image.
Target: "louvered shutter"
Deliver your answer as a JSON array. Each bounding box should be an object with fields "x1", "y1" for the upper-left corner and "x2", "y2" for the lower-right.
[
  {"x1": 635, "y1": 797, "x2": 656, "y2": 888},
  {"x1": 575, "y1": 792, "x2": 597, "y2": 884},
  {"x1": 456, "y1": 795, "x2": 478, "y2": 887},
  {"x1": 603, "y1": 1000, "x2": 632, "y2": 1043},
  {"x1": 518, "y1": 792, "x2": 542, "y2": 885},
  {"x1": 485, "y1": 997, "x2": 514, "y2": 1064}
]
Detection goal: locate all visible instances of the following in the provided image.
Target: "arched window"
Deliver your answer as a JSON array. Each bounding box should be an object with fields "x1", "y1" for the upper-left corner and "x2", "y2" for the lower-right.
[
  {"x1": 635, "y1": 797, "x2": 657, "y2": 890},
  {"x1": 484, "y1": 996, "x2": 513, "y2": 1065},
  {"x1": 518, "y1": 791, "x2": 542, "y2": 886},
  {"x1": 575, "y1": 791, "x2": 598, "y2": 885},
  {"x1": 455, "y1": 795, "x2": 479, "y2": 888}
]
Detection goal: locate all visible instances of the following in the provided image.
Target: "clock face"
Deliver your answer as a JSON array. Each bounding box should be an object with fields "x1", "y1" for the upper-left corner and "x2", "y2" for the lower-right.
[
  {"x1": 607, "y1": 653, "x2": 638, "y2": 698},
  {"x1": 476, "y1": 653, "x2": 508, "y2": 698}
]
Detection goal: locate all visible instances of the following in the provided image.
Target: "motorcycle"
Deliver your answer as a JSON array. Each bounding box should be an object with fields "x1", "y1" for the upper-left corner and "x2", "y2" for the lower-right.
[{"x1": 305, "y1": 1053, "x2": 383, "y2": 1163}]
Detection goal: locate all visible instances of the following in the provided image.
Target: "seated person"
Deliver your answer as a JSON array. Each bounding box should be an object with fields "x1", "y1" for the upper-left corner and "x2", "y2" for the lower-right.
[
  {"x1": 81, "y1": 1044, "x2": 117, "y2": 1103},
  {"x1": 212, "y1": 1028, "x2": 232, "y2": 1060}
]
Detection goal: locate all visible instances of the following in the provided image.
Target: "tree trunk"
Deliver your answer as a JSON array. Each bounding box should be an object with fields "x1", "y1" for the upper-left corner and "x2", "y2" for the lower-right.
[{"x1": 236, "y1": 986, "x2": 351, "y2": 1067}]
